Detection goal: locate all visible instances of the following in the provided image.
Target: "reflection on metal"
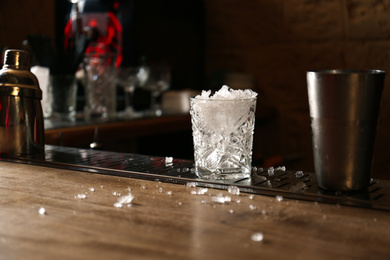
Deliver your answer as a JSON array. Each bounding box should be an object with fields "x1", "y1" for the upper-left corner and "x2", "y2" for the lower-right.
[{"x1": 2, "y1": 145, "x2": 390, "y2": 211}]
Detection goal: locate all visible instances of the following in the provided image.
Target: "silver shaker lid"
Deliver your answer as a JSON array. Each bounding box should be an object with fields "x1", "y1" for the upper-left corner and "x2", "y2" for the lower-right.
[{"x1": 0, "y1": 49, "x2": 42, "y2": 99}]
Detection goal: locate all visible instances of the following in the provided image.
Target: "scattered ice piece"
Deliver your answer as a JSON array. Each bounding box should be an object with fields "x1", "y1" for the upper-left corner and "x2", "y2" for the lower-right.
[
  {"x1": 178, "y1": 202, "x2": 182, "y2": 206},
  {"x1": 112, "y1": 192, "x2": 121, "y2": 196},
  {"x1": 190, "y1": 190, "x2": 197, "y2": 195},
  {"x1": 75, "y1": 194, "x2": 86, "y2": 199},
  {"x1": 166, "y1": 191, "x2": 173, "y2": 195},
  {"x1": 158, "y1": 187, "x2": 164, "y2": 193},
  {"x1": 193, "y1": 188, "x2": 208, "y2": 195},
  {"x1": 252, "y1": 166, "x2": 257, "y2": 172},
  {"x1": 295, "y1": 171, "x2": 304, "y2": 178},
  {"x1": 249, "y1": 194, "x2": 254, "y2": 200},
  {"x1": 114, "y1": 202, "x2": 123, "y2": 208},
  {"x1": 261, "y1": 210, "x2": 267, "y2": 215},
  {"x1": 268, "y1": 167, "x2": 274, "y2": 176},
  {"x1": 249, "y1": 204, "x2": 257, "y2": 210},
  {"x1": 275, "y1": 195, "x2": 283, "y2": 202},
  {"x1": 229, "y1": 209, "x2": 234, "y2": 214},
  {"x1": 89, "y1": 187, "x2": 95, "y2": 192},
  {"x1": 100, "y1": 185, "x2": 104, "y2": 189},
  {"x1": 275, "y1": 166, "x2": 286, "y2": 171},
  {"x1": 251, "y1": 232, "x2": 264, "y2": 242},
  {"x1": 211, "y1": 195, "x2": 232, "y2": 204},
  {"x1": 38, "y1": 207, "x2": 46, "y2": 215},
  {"x1": 140, "y1": 185, "x2": 146, "y2": 189},
  {"x1": 201, "y1": 200, "x2": 207, "y2": 204},
  {"x1": 227, "y1": 186, "x2": 240, "y2": 196},
  {"x1": 236, "y1": 199, "x2": 241, "y2": 203},
  {"x1": 182, "y1": 167, "x2": 190, "y2": 172},
  {"x1": 186, "y1": 182, "x2": 197, "y2": 188},
  {"x1": 114, "y1": 193, "x2": 135, "y2": 208},
  {"x1": 117, "y1": 193, "x2": 135, "y2": 204},
  {"x1": 126, "y1": 187, "x2": 131, "y2": 191}
]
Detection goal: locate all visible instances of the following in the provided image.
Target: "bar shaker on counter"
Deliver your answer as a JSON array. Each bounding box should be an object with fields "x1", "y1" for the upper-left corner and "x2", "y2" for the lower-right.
[
  {"x1": 307, "y1": 70, "x2": 385, "y2": 191},
  {"x1": 0, "y1": 49, "x2": 44, "y2": 155}
]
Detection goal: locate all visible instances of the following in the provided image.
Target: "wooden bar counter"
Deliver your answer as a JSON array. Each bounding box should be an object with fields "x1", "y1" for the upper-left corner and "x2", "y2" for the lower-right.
[{"x1": 0, "y1": 159, "x2": 389, "y2": 259}]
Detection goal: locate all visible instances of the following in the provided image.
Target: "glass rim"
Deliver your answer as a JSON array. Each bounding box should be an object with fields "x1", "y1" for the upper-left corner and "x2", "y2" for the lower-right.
[{"x1": 307, "y1": 69, "x2": 385, "y2": 75}]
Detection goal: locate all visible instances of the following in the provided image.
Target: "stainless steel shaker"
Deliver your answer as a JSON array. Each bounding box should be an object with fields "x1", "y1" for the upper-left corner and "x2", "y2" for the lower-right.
[
  {"x1": 0, "y1": 49, "x2": 44, "y2": 155},
  {"x1": 307, "y1": 70, "x2": 385, "y2": 191}
]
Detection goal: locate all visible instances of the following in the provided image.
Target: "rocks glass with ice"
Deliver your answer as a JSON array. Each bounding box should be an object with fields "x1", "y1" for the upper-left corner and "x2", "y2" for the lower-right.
[{"x1": 190, "y1": 86, "x2": 257, "y2": 180}]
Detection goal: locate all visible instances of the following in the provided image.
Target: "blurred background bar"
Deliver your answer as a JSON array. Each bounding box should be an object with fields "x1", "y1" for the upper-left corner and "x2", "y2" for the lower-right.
[{"x1": 0, "y1": 0, "x2": 390, "y2": 179}]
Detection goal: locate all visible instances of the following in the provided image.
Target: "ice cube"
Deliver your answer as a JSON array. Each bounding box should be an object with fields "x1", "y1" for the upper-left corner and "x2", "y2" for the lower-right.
[
  {"x1": 227, "y1": 186, "x2": 240, "y2": 196},
  {"x1": 75, "y1": 194, "x2": 86, "y2": 199},
  {"x1": 211, "y1": 195, "x2": 231, "y2": 203},
  {"x1": 117, "y1": 193, "x2": 135, "y2": 204},
  {"x1": 268, "y1": 167, "x2": 274, "y2": 176},
  {"x1": 295, "y1": 171, "x2": 304, "y2": 178},
  {"x1": 275, "y1": 195, "x2": 283, "y2": 202},
  {"x1": 251, "y1": 232, "x2": 264, "y2": 242},
  {"x1": 38, "y1": 207, "x2": 46, "y2": 215}
]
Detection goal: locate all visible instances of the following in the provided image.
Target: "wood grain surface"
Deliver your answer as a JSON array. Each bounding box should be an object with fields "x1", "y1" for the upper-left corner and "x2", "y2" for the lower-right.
[{"x1": 0, "y1": 161, "x2": 389, "y2": 260}]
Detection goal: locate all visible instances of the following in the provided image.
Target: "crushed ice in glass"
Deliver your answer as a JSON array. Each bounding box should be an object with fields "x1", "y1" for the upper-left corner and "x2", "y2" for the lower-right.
[
  {"x1": 186, "y1": 182, "x2": 197, "y2": 188},
  {"x1": 195, "y1": 85, "x2": 258, "y2": 100},
  {"x1": 251, "y1": 232, "x2": 264, "y2": 242},
  {"x1": 227, "y1": 186, "x2": 240, "y2": 195}
]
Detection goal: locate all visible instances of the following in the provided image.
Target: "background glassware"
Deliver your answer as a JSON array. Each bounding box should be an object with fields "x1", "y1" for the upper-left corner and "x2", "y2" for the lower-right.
[
  {"x1": 50, "y1": 74, "x2": 77, "y2": 122},
  {"x1": 84, "y1": 54, "x2": 117, "y2": 120},
  {"x1": 117, "y1": 66, "x2": 149, "y2": 117},
  {"x1": 141, "y1": 63, "x2": 171, "y2": 116}
]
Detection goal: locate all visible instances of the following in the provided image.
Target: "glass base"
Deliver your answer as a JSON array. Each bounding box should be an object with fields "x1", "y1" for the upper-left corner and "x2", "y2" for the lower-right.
[{"x1": 195, "y1": 167, "x2": 251, "y2": 180}]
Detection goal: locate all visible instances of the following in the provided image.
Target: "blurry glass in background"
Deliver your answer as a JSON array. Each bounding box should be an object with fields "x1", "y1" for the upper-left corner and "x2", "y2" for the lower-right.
[
  {"x1": 83, "y1": 53, "x2": 117, "y2": 120},
  {"x1": 140, "y1": 62, "x2": 171, "y2": 116},
  {"x1": 117, "y1": 66, "x2": 149, "y2": 118}
]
